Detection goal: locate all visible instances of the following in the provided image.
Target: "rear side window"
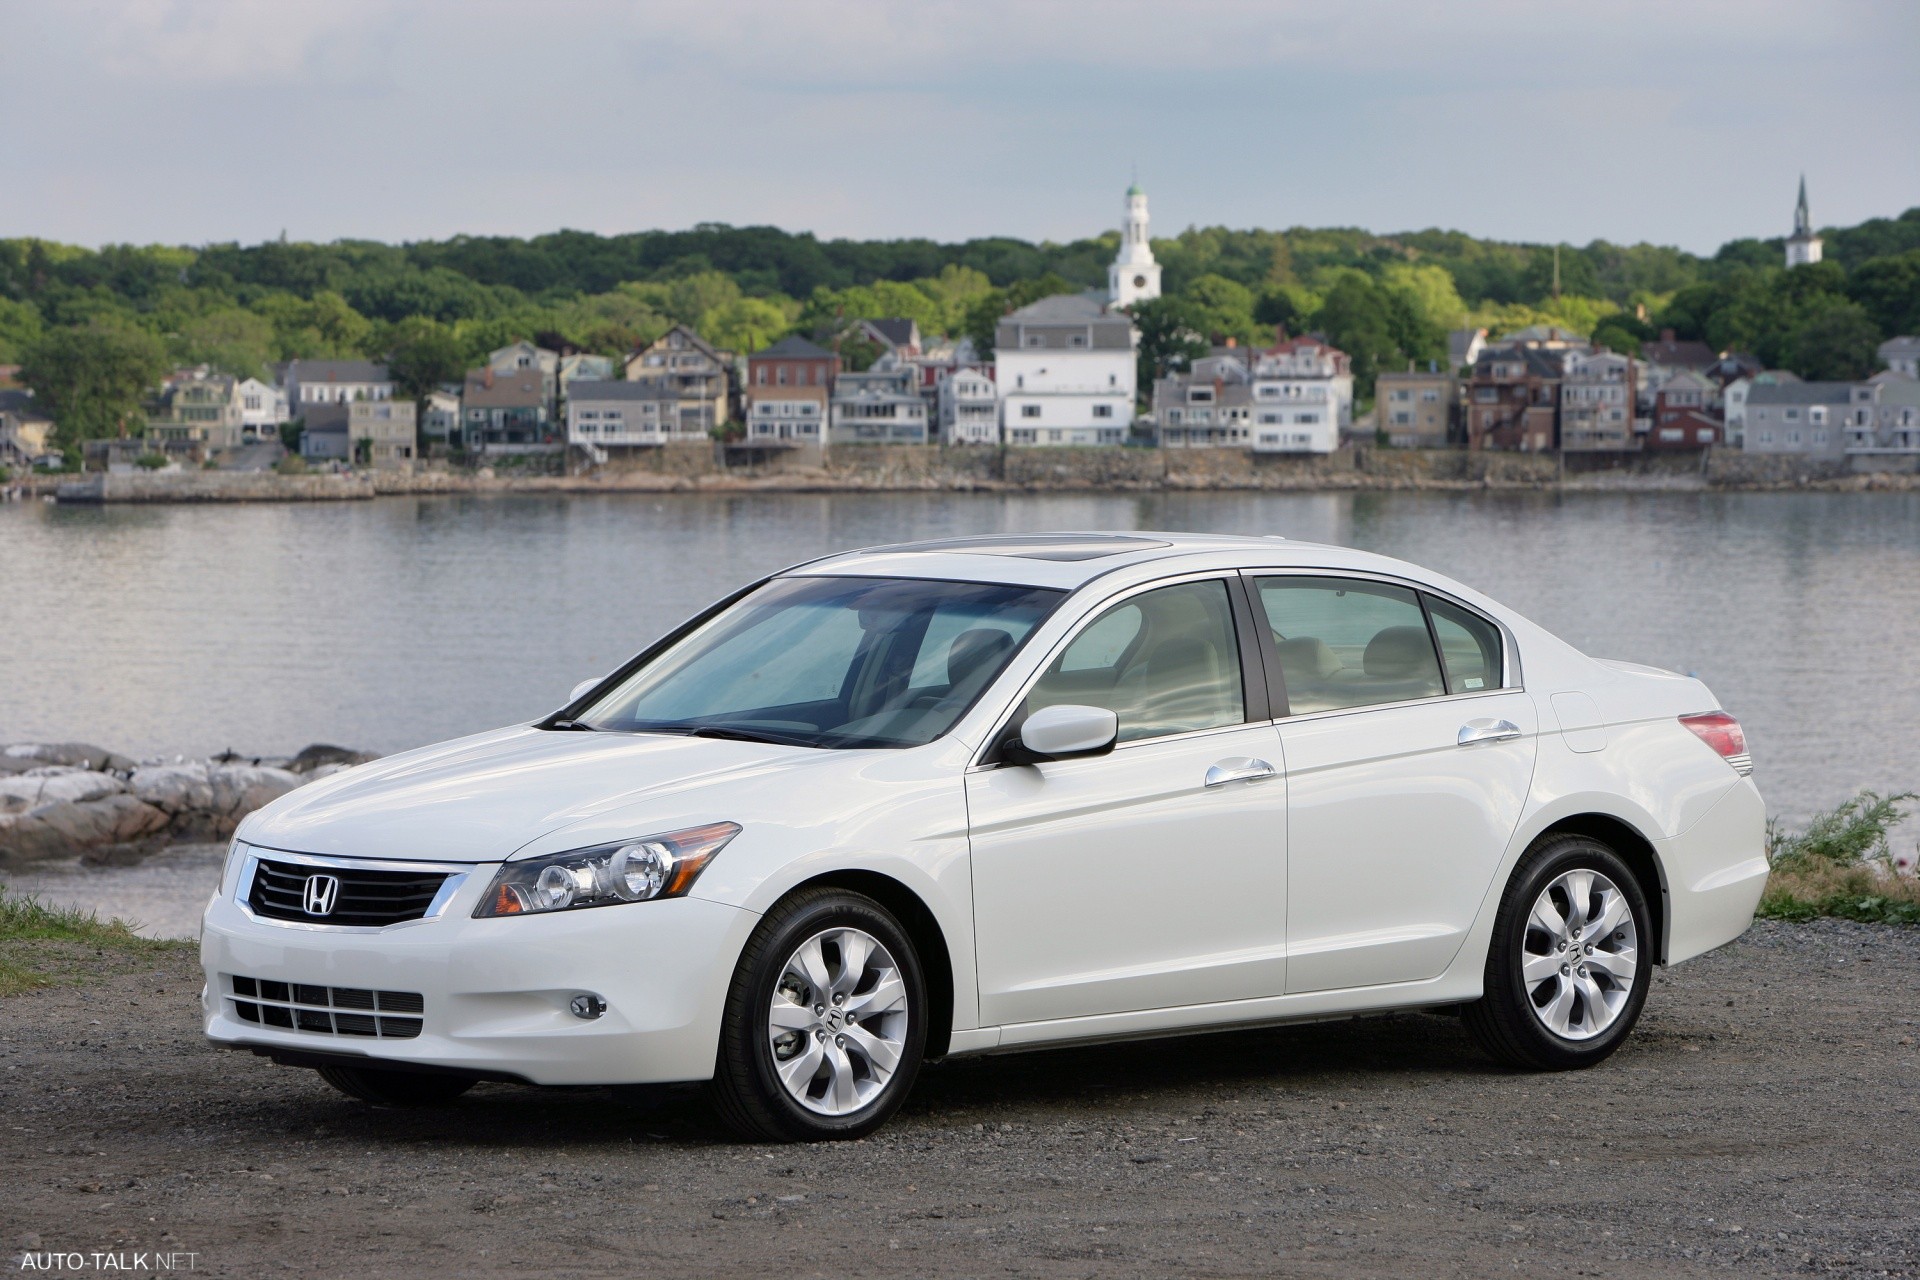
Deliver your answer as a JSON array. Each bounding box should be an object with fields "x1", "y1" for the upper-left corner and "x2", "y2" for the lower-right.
[
  {"x1": 1254, "y1": 577, "x2": 1444, "y2": 713},
  {"x1": 1425, "y1": 596, "x2": 1504, "y2": 694}
]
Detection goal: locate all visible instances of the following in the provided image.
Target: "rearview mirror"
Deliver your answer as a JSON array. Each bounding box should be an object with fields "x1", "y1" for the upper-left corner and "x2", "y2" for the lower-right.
[
  {"x1": 569, "y1": 678, "x2": 600, "y2": 704},
  {"x1": 1016, "y1": 704, "x2": 1119, "y2": 762}
]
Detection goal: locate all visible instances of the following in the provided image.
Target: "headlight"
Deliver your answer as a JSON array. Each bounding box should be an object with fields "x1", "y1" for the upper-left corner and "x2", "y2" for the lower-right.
[{"x1": 473, "y1": 822, "x2": 740, "y2": 919}]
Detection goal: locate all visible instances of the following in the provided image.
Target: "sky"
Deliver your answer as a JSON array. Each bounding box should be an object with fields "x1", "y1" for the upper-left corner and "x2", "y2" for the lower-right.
[{"x1": 2, "y1": 0, "x2": 1916, "y2": 256}]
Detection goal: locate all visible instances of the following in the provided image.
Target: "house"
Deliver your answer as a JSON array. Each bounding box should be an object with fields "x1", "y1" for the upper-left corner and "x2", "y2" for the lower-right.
[
  {"x1": 1557, "y1": 350, "x2": 1636, "y2": 451},
  {"x1": 995, "y1": 295, "x2": 1136, "y2": 447},
  {"x1": 1743, "y1": 382, "x2": 1870, "y2": 458},
  {"x1": 1467, "y1": 344, "x2": 1563, "y2": 451},
  {"x1": 235, "y1": 377, "x2": 288, "y2": 439},
  {"x1": 1108, "y1": 182, "x2": 1162, "y2": 309},
  {"x1": 1702, "y1": 352, "x2": 1763, "y2": 389},
  {"x1": 748, "y1": 335, "x2": 840, "y2": 392},
  {"x1": 282, "y1": 360, "x2": 394, "y2": 417},
  {"x1": 740, "y1": 336, "x2": 839, "y2": 454},
  {"x1": 1248, "y1": 334, "x2": 1352, "y2": 454},
  {"x1": 1646, "y1": 408, "x2": 1723, "y2": 452},
  {"x1": 348, "y1": 399, "x2": 417, "y2": 470},
  {"x1": 557, "y1": 353, "x2": 614, "y2": 402},
  {"x1": 1785, "y1": 176, "x2": 1822, "y2": 268},
  {"x1": 856, "y1": 319, "x2": 922, "y2": 359},
  {"x1": 936, "y1": 367, "x2": 998, "y2": 446},
  {"x1": 623, "y1": 326, "x2": 731, "y2": 434},
  {"x1": 1447, "y1": 328, "x2": 1488, "y2": 372},
  {"x1": 1503, "y1": 325, "x2": 1586, "y2": 350},
  {"x1": 147, "y1": 372, "x2": 246, "y2": 451},
  {"x1": 1652, "y1": 370, "x2": 1715, "y2": 426},
  {"x1": 1879, "y1": 336, "x2": 1920, "y2": 379},
  {"x1": 1155, "y1": 350, "x2": 1255, "y2": 449},
  {"x1": 489, "y1": 342, "x2": 561, "y2": 421},
  {"x1": 1852, "y1": 372, "x2": 1920, "y2": 463},
  {"x1": 421, "y1": 387, "x2": 462, "y2": 448},
  {"x1": 830, "y1": 354, "x2": 929, "y2": 446},
  {"x1": 1640, "y1": 329, "x2": 1718, "y2": 388},
  {"x1": 568, "y1": 381, "x2": 696, "y2": 456},
  {"x1": 0, "y1": 390, "x2": 56, "y2": 468},
  {"x1": 1375, "y1": 366, "x2": 1455, "y2": 448},
  {"x1": 1723, "y1": 370, "x2": 1799, "y2": 448},
  {"x1": 461, "y1": 366, "x2": 553, "y2": 451}
]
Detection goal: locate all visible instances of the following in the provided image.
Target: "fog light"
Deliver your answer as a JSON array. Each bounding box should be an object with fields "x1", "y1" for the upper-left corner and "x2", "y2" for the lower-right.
[{"x1": 570, "y1": 993, "x2": 607, "y2": 1020}]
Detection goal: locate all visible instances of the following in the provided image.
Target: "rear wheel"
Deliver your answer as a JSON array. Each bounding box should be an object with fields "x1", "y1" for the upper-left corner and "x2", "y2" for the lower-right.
[
  {"x1": 317, "y1": 1064, "x2": 477, "y2": 1106},
  {"x1": 707, "y1": 887, "x2": 926, "y2": 1142},
  {"x1": 1464, "y1": 835, "x2": 1652, "y2": 1070}
]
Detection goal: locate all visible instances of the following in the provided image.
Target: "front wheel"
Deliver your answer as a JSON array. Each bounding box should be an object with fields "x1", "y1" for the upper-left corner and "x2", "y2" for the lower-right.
[
  {"x1": 707, "y1": 887, "x2": 927, "y2": 1142},
  {"x1": 1463, "y1": 835, "x2": 1652, "y2": 1071}
]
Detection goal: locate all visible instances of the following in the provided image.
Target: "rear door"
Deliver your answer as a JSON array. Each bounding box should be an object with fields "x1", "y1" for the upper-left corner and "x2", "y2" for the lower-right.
[{"x1": 1249, "y1": 575, "x2": 1538, "y2": 994}]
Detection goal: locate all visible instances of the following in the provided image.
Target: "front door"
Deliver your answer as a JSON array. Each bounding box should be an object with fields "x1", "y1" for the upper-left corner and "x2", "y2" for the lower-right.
[
  {"x1": 1249, "y1": 575, "x2": 1538, "y2": 994},
  {"x1": 968, "y1": 577, "x2": 1289, "y2": 1026}
]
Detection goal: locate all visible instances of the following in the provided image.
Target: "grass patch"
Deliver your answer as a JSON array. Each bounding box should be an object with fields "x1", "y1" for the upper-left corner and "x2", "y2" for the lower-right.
[
  {"x1": 0, "y1": 885, "x2": 189, "y2": 996},
  {"x1": 1759, "y1": 790, "x2": 1920, "y2": 926}
]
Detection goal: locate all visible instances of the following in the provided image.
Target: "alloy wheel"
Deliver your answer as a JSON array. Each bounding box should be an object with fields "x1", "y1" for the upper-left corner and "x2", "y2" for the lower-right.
[
  {"x1": 1520, "y1": 867, "x2": 1639, "y2": 1041},
  {"x1": 766, "y1": 927, "x2": 911, "y2": 1116}
]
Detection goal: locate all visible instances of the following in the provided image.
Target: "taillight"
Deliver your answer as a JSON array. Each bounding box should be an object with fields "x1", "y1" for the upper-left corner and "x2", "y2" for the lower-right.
[{"x1": 1680, "y1": 711, "x2": 1752, "y2": 776}]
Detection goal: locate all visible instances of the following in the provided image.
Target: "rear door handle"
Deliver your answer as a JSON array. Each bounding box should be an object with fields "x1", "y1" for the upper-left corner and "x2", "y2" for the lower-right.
[
  {"x1": 1458, "y1": 719, "x2": 1523, "y2": 746},
  {"x1": 1205, "y1": 757, "x2": 1277, "y2": 787}
]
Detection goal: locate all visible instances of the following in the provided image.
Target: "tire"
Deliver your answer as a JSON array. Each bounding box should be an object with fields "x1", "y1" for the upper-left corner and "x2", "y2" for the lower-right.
[
  {"x1": 706, "y1": 887, "x2": 927, "y2": 1142},
  {"x1": 1463, "y1": 834, "x2": 1653, "y2": 1071},
  {"x1": 317, "y1": 1064, "x2": 477, "y2": 1106}
]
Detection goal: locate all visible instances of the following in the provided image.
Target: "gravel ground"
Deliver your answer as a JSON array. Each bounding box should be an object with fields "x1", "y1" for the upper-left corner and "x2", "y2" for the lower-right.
[{"x1": 2, "y1": 918, "x2": 1917, "y2": 1279}]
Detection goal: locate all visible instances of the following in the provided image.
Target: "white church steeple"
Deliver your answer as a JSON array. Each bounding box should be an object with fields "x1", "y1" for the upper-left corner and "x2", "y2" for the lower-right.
[
  {"x1": 1108, "y1": 180, "x2": 1161, "y2": 308},
  {"x1": 1785, "y1": 175, "x2": 1822, "y2": 268}
]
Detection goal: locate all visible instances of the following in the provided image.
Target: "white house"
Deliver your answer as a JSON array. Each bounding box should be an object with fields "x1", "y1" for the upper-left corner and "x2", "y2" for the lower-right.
[
  {"x1": 235, "y1": 377, "x2": 288, "y2": 437},
  {"x1": 1108, "y1": 183, "x2": 1161, "y2": 309},
  {"x1": 937, "y1": 367, "x2": 998, "y2": 445},
  {"x1": 567, "y1": 380, "x2": 688, "y2": 457},
  {"x1": 1879, "y1": 336, "x2": 1920, "y2": 379},
  {"x1": 1247, "y1": 336, "x2": 1351, "y2": 454},
  {"x1": 995, "y1": 295, "x2": 1136, "y2": 447},
  {"x1": 282, "y1": 360, "x2": 393, "y2": 413}
]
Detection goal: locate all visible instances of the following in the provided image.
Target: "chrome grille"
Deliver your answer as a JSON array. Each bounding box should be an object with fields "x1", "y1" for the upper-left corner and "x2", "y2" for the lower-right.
[
  {"x1": 228, "y1": 974, "x2": 424, "y2": 1039},
  {"x1": 247, "y1": 857, "x2": 451, "y2": 927}
]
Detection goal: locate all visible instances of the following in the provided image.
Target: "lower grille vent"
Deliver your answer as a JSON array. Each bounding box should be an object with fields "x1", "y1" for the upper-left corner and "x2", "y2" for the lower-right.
[{"x1": 229, "y1": 974, "x2": 423, "y2": 1039}]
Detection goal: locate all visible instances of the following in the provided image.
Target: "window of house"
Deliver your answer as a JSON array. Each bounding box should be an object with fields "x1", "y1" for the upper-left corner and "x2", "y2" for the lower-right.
[
  {"x1": 1021, "y1": 404, "x2": 1041, "y2": 419},
  {"x1": 1254, "y1": 577, "x2": 1446, "y2": 713},
  {"x1": 1025, "y1": 335, "x2": 1043, "y2": 348},
  {"x1": 1093, "y1": 404, "x2": 1114, "y2": 419},
  {"x1": 1024, "y1": 579, "x2": 1244, "y2": 743},
  {"x1": 1069, "y1": 335, "x2": 1088, "y2": 349}
]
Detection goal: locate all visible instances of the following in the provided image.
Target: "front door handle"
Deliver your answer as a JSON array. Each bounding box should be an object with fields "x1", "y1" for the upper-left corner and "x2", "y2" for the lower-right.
[
  {"x1": 1205, "y1": 757, "x2": 1277, "y2": 788},
  {"x1": 1458, "y1": 719, "x2": 1523, "y2": 746}
]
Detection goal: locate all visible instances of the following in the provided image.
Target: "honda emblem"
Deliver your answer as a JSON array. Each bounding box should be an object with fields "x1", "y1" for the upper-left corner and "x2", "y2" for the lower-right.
[{"x1": 303, "y1": 873, "x2": 341, "y2": 917}]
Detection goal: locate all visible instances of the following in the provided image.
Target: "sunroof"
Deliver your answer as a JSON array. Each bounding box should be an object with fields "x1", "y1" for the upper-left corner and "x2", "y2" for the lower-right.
[{"x1": 883, "y1": 534, "x2": 1172, "y2": 562}]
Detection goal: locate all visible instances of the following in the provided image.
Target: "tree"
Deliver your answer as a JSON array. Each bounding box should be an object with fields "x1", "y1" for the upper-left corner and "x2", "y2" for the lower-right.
[
  {"x1": 1782, "y1": 301, "x2": 1881, "y2": 381},
  {"x1": 176, "y1": 307, "x2": 274, "y2": 378},
  {"x1": 383, "y1": 317, "x2": 466, "y2": 400},
  {"x1": 1846, "y1": 249, "x2": 1920, "y2": 338},
  {"x1": 702, "y1": 297, "x2": 790, "y2": 355},
  {"x1": 1127, "y1": 296, "x2": 1210, "y2": 398},
  {"x1": 0, "y1": 296, "x2": 43, "y2": 363},
  {"x1": 1312, "y1": 273, "x2": 1402, "y2": 399},
  {"x1": 19, "y1": 321, "x2": 168, "y2": 448},
  {"x1": 1181, "y1": 274, "x2": 1264, "y2": 345}
]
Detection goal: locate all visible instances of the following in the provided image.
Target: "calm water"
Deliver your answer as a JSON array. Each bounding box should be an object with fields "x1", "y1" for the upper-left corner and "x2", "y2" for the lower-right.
[{"x1": 3, "y1": 490, "x2": 1918, "y2": 823}]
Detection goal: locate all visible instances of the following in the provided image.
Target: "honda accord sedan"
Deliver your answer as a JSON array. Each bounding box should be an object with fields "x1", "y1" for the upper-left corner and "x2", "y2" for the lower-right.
[{"x1": 202, "y1": 532, "x2": 1767, "y2": 1140}]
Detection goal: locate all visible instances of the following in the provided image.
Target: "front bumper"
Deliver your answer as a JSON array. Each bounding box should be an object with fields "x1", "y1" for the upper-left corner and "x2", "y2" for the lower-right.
[{"x1": 200, "y1": 872, "x2": 758, "y2": 1086}]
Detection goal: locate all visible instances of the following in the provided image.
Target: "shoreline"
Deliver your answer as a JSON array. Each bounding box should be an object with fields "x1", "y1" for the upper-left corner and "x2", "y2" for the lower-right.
[{"x1": 20, "y1": 443, "x2": 1920, "y2": 503}]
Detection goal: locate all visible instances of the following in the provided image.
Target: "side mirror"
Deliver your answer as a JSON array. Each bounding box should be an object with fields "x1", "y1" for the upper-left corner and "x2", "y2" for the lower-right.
[
  {"x1": 1014, "y1": 704, "x2": 1119, "y2": 763},
  {"x1": 568, "y1": 678, "x2": 600, "y2": 704}
]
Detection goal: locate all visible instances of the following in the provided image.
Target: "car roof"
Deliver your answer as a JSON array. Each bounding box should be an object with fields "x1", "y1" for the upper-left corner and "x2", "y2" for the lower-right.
[{"x1": 784, "y1": 531, "x2": 1389, "y2": 591}]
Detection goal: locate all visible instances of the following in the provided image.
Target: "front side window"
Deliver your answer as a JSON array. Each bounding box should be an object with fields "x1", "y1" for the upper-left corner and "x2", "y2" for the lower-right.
[
  {"x1": 1025, "y1": 580, "x2": 1245, "y2": 744},
  {"x1": 1255, "y1": 577, "x2": 1444, "y2": 713},
  {"x1": 576, "y1": 577, "x2": 1061, "y2": 749}
]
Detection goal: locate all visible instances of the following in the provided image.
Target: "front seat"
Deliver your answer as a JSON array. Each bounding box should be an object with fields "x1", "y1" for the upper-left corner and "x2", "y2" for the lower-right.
[{"x1": 945, "y1": 628, "x2": 1015, "y2": 701}]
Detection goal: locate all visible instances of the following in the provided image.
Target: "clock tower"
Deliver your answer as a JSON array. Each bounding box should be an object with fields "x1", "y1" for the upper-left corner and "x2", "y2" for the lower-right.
[{"x1": 1108, "y1": 182, "x2": 1161, "y2": 309}]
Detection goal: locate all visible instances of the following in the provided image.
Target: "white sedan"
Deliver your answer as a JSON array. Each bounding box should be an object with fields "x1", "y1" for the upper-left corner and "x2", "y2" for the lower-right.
[{"x1": 202, "y1": 533, "x2": 1767, "y2": 1141}]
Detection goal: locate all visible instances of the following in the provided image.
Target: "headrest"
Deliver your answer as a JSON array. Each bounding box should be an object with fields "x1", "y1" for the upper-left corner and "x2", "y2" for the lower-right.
[
  {"x1": 947, "y1": 628, "x2": 1015, "y2": 689},
  {"x1": 1146, "y1": 636, "x2": 1217, "y2": 677},
  {"x1": 1364, "y1": 626, "x2": 1434, "y2": 678},
  {"x1": 1276, "y1": 636, "x2": 1341, "y2": 679}
]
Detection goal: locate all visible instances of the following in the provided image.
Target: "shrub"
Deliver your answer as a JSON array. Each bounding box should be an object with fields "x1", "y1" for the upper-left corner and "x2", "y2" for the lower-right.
[
  {"x1": 134, "y1": 452, "x2": 169, "y2": 470},
  {"x1": 1760, "y1": 791, "x2": 1920, "y2": 925}
]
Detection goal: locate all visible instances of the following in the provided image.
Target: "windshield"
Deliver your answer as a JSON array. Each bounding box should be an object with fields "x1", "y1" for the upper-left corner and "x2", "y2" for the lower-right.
[{"x1": 574, "y1": 575, "x2": 1064, "y2": 749}]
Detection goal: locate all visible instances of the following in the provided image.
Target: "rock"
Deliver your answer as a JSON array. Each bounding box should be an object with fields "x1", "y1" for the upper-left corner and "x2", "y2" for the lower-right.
[
  {"x1": 129, "y1": 763, "x2": 216, "y2": 815},
  {"x1": 1, "y1": 742, "x2": 137, "y2": 773},
  {"x1": 0, "y1": 793, "x2": 170, "y2": 865},
  {"x1": 208, "y1": 765, "x2": 300, "y2": 820},
  {"x1": 0, "y1": 769, "x2": 126, "y2": 816},
  {"x1": 286, "y1": 744, "x2": 379, "y2": 774}
]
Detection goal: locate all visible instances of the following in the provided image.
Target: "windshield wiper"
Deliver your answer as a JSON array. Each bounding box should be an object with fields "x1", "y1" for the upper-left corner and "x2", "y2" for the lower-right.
[
  {"x1": 685, "y1": 724, "x2": 820, "y2": 748},
  {"x1": 546, "y1": 719, "x2": 599, "y2": 731}
]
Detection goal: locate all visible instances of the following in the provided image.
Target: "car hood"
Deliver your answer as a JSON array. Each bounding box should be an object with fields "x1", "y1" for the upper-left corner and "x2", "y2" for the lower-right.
[{"x1": 238, "y1": 725, "x2": 823, "y2": 862}]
